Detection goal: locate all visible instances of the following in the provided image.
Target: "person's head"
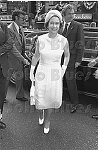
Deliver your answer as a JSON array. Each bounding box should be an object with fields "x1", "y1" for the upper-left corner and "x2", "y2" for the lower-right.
[
  {"x1": 12, "y1": 10, "x2": 26, "y2": 27},
  {"x1": 45, "y1": 10, "x2": 62, "y2": 35},
  {"x1": 62, "y1": 4, "x2": 74, "y2": 23}
]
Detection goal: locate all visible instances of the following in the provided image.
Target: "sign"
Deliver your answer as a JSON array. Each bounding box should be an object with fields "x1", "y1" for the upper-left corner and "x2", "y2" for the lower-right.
[
  {"x1": 0, "y1": 15, "x2": 12, "y2": 20},
  {"x1": 74, "y1": 13, "x2": 92, "y2": 20}
]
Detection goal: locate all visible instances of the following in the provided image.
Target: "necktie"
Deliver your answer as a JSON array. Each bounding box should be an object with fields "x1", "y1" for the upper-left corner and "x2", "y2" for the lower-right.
[{"x1": 62, "y1": 23, "x2": 68, "y2": 36}]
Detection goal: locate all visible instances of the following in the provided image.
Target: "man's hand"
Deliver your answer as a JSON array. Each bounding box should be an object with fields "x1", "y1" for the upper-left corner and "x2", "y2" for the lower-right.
[
  {"x1": 94, "y1": 69, "x2": 98, "y2": 79},
  {"x1": 88, "y1": 59, "x2": 97, "y2": 68},
  {"x1": 75, "y1": 62, "x2": 80, "y2": 68},
  {"x1": 24, "y1": 58, "x2": 30, "y2": 65}
]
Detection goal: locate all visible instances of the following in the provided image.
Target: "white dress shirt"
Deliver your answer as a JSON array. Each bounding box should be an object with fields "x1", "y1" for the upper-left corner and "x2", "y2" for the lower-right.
[{"x1": 63, "y1": 22, "x2": 71, "y2": 31}]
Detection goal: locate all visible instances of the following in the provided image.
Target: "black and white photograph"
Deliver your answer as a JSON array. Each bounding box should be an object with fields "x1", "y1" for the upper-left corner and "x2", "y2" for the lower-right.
[{"x1": 0, "y1": 1, "x2": 98, "y2": 150}]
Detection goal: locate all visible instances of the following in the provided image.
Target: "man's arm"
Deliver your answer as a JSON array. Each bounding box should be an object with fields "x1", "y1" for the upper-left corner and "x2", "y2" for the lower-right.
[
  {"x1": 12, "y1": 43, "x2": 27, "y2": 63},
  {"x1": 0, "y1": 37, "x2": 13, "y2": 56},
  {"x1": 8, "y1": 28, "x2": 29, "y2": 65},
  {"x1": 76, "y1": 23, "x2": 85, "y2": 64},
  {"x1": 0, "y1": 22, "x2": 13, "y2": 55}
]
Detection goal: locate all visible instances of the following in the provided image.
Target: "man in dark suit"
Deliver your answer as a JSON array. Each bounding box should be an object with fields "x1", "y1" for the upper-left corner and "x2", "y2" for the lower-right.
[
  {"x1": 0, "y1": 16, "x2": 29, "y2": 128},
  {"x1": 8, "y1": 10, "x2": 30, "y2": 102},
  {"x1": 88, "y1": 57, "x2": 98, "y2": 119},
  {"x1": 61, "y1": 4, "x2": 84, "y2": 113},
  {"x1": 0, "y1": 21, "x2": 13, "y2": 128}
]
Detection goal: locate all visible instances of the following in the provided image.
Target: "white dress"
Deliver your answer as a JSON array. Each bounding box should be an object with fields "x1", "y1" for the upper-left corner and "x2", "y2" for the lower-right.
[{"x1": 32, "y1": 33, "x2": 68, "y2": 109}]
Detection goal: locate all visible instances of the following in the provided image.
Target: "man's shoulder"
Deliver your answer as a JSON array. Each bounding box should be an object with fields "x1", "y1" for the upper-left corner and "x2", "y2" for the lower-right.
[
  {"x1": 73, "y1": 20, "x2": 82, "y2": 26},
  {"x1": 0, "y1": 21, "x2": 7, "y2": 26},
  {"x1": 0, "y1": 21, "x2": 7, "y2": 30},
  {"x1": 8, "y1": 22, "x2": 15, "y2": 34}
]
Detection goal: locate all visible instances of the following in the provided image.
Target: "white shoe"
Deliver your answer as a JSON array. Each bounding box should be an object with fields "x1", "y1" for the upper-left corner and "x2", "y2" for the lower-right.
[
  {"x1": 44, "y1": 121, "x2": 50, "y2": 134},
  {"x1": 44, "y1": 127, "x2": 49, "y2": 134},
  {"x1": 39, "y1": 117, "x2": 44, "y2": 125},
  {"x1": 39, "y1": 110, "x2": 44, "y2": 125}
]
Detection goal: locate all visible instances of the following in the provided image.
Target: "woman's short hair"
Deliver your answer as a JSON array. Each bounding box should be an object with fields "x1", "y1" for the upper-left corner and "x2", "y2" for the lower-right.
[
  {"x1": 45, "y1": 17, "x2": 63, "y2": 29},
  {"x1": 12, "y1": 10, "x2": 26, "y2": 21},
  {"x1": 62, "y1": 4, "x2": 74, "y2": 17}
]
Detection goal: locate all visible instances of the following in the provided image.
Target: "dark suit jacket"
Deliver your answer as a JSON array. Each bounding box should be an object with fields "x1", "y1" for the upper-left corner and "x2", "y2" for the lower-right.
[
  {"x1": 0, "y1": 21, "x2": 26, "y2": 78},
  {"x1": 60, "y1": 20, "x2": 84, "y2": 69},
  {"x1": 0, "y1": 21, "x2": 13, "y2": 77},
  {"x1": 8, "y1": 22, "x2": 26, "y2": 72}
]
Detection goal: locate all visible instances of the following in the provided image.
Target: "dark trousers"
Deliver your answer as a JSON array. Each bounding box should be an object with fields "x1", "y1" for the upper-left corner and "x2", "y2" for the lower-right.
[
  {"x1": 5, "y1": 67, "x2": 24, "y2": 99},
  {"x1": 0, "y1": 66, "x2": 6, "y2": 113},
  {"x1": 65, "y1": 68, "x2": 79, "y2": 105}
]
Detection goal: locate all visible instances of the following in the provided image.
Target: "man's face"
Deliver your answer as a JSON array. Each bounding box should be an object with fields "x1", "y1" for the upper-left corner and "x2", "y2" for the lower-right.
[
  {"x1": 63, "y1": 8, "x2": 74, "y2": 23},
  {"x1": 17, "y1": 14, "x2": 25, "y2": 26}
]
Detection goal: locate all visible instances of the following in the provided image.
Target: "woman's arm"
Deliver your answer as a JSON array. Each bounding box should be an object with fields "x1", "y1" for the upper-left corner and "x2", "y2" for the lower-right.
[
  {"x1": 61, "y1": 39, "x2": 70, "y2": 77},
  {"x1": 30, "y1": 39, "x2": 40, "y2": 81},
  {"x1": 62, "y1": 39, "x2": 70, "y2": 69},
  {"x1": 31, "y1": 39, "x2": 40, "y2": 66}
]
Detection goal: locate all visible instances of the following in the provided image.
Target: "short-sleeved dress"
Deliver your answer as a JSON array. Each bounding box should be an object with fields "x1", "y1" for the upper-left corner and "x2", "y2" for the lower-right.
[{"x1": 33, "y1": 33, "x2": 68, "y2": 109}]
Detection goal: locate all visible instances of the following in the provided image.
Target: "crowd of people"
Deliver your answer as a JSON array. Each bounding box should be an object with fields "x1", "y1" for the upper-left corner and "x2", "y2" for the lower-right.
[{"x1": 0, "y1": 4, "x2": 97, "y2": 134}]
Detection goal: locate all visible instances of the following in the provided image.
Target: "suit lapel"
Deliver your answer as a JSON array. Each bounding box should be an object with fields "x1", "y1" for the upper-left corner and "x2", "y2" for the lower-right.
[{"x1": 66, "y1": 21, "x2": 74, "y2": 37}]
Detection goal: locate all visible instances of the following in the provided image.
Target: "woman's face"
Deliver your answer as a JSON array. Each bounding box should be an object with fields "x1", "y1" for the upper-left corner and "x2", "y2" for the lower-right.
[{"x1": 48, "y1": 16, "x2": 60, "y2": 34}]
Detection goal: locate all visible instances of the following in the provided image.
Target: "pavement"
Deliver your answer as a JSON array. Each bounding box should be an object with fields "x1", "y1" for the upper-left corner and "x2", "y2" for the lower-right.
[{"x1": 0, "y1": 83, "x2": 98, "y2": 150}]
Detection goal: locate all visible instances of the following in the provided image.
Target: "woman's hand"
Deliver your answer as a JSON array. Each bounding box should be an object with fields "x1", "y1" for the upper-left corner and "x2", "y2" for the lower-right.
[
  {"x1": 30, "y1": 96, "x2": 35, "y2": 105},
  {"x1": 30, "y1": 82, "x2": 35, "y2": 105},
  {"x1": 30, "y1": 65, "x2": 35, "y2": 81},
  {"x1": 61, "y1": 65, "x2": 67, "y2": 78},
  {"x1": 30, "y1": 70, "x2": 34, "y2": 81},
  {"x1": 75, "y1": 62, "x2": 80, "y2": 68},
  {"x1": 61, "y1": 68, "x2": 65, "y2": 78}
]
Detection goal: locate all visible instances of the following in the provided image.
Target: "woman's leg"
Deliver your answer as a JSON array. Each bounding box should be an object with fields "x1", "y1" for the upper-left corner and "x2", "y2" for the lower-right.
[
  {"x1": 44, "y1": 108, "x2": 52, "y2": 129},
  {"x1": 39, "y1": 109, "x2": 44, "y2": 120},
  {"x1": 39, "y1": 109, "x2": 44, "y2": 125}
]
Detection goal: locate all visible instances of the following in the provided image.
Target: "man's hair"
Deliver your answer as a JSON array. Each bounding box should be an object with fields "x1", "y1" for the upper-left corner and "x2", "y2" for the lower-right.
[
  {"x1": 12, "y1": 10, "x2": 26, "y2": 21},
  {"x1": 62, "y1": 4, "x2": 74, "y2": 17}
]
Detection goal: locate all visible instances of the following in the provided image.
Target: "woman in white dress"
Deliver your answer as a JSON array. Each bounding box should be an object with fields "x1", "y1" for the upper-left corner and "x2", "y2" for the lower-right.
[{"x1": 30, "y1": 10, "x2": 70, "y2": 134}]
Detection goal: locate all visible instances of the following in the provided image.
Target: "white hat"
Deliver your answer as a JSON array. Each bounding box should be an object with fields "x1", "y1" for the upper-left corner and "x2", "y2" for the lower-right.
[{"x1": 45, "y1": 10, "x2": 62, "y2": 23}]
